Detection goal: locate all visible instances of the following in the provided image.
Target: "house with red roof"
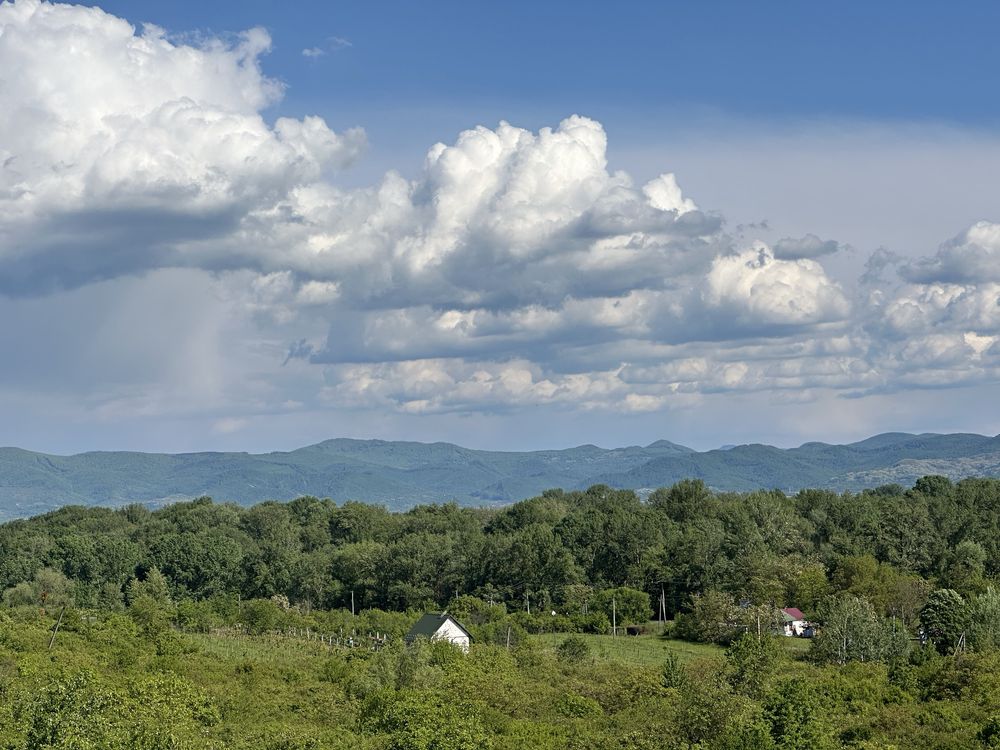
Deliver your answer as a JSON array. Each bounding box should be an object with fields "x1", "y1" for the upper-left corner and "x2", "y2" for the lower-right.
[{"x1": 780, "y1": 607, "x2": 808, "y2": 637}]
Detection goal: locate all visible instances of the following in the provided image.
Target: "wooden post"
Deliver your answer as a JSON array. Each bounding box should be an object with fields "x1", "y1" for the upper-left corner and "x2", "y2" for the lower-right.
[
  {"x1": 48, "y1": 606, "x2": 66, "y2": 650},
  {"x1": 612, "y1": 596, "x2": 617, "y2": 637},
  {"x1": 505, "y1": 626, "x2": 512, "y2": 649}
]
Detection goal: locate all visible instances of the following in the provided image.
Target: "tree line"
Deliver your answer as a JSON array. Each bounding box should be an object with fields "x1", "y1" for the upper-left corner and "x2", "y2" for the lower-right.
[{"x1": 2, "y1": 476, "x2": 1000, "y2": 656}]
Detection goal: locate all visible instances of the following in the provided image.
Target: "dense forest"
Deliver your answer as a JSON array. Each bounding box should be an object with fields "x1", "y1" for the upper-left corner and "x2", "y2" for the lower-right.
[
  {"x1": 4, "y1": 476, "x2": 1000, "y2": 624},
  {"x1": 2, "y1": 476, "x2": 1000, "y2": 747}
]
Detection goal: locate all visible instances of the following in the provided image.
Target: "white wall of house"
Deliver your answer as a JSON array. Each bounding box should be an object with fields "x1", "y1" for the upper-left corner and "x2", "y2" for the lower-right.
[
  {"x1": 784, "y1": 619, "x2": 807, "y2": 636},
  {"x1": 433, "y1": 618, "x2": 470, "y2": 653}
]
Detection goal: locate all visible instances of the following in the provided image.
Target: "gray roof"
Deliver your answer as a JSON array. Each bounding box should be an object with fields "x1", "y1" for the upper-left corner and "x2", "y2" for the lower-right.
[{"x1": 405, "y1": 612, "x2": 473, "y2": 642}]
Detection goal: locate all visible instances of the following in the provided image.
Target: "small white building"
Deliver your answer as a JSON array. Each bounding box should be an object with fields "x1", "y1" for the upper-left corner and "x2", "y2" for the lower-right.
[
  {"x1": 781, "y1": 607, "x2": 808, "y2": 637},
  {"x1": 404, "y1": 612, "x2": 472, "y2": 653}
]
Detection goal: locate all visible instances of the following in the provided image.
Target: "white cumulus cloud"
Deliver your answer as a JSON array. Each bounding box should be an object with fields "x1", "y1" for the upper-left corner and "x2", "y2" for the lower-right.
[
  {"x1": 0, "y1": 0, "x2": 364, "y2": 292},
  {"x1": 1, "y1": 0, "x2": 999, "y2": 433},
  {"x1": 704, "y1": 242, "x2": 850, "y2": 329},
  {"x1": 902, "y1": 221, "x2": 1000, "y2": 284}
]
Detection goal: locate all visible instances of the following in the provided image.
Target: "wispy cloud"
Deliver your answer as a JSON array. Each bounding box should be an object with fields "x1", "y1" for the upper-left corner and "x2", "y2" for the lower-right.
[{"x1": 302, "y1": 35, "x2": 352, "y2": 58}]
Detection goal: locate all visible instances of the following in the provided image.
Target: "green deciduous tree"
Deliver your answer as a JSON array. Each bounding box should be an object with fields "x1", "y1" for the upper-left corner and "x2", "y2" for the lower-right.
[
  {"x1": 967, "y1": 588, "x2": 1000, "y2": 652},
  {"x1": 590, "y1": 586, "x2": 650, "y2": 627},
  {"x1": 2, "y1": 567, "x2": 73, "y2": 611},
  {"x1": 763, "y1": 679, "x2": 832, "y2": 750},
  {"x1": 941, "y1": 540, "x2": 988, "y2": 598},
  {"x1": 675, "y1": 590, "x2": 741, "y2": 644},
  {"x1": 920, "y1": 588, "x2": 967, "y2": 655},
  {"x1": 811, "y1": 595, "x2": 909, "y2": 664},
  {"x1": 725, "y1": 633, "x2": 783, "y2": 698}
]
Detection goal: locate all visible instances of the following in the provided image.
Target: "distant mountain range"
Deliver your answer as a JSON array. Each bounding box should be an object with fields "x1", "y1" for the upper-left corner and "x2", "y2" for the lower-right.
[{"x1": 1, "y1": 432, "x2": 999, "y2": 520}]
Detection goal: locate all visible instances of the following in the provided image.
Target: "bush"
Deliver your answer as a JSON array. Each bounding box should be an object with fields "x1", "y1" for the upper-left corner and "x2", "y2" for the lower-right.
[
  {"x1": 359, "y1": 690, "x2": 492, "y2": 749},
  {"x1": 556, "y1": 693, "x2": 603, "y2": 718},
  {"x1": 967, "y1": 588, "x2": 1000, "y2": 652},
  {"x1": 446, "y1": 595, "x2": 507, "y2": 625},
  {"x1": 556, "y1": 635, "x2": 590, "y2": 663},
  {"x1": 241, "y1": 599, "x2": 282, "y2": 634},
  {"x1": 23, "y1": 670, "x2": 218, "y2": 749},
  {"x1": 763, "y1": 678, "x2": 831, "y2": 749},
  {"x1": 176, "y1": 599, "x2": 218, "y2": 633},
  {"x1": 662, "y1": 651, "x2": 686, "y2": 689},
  {"x1": 724, "y1": 633, "x2": 782, "y2": 697},
  {"x1": 319, "y1": 656, "x2": 351, "y2": 684},
  {"x1": 571, "y1": 611, "x2": 610, "y2": 634},
  {"x1": 472, "y1": 619, "x2": 528, "y2": 648},
  {"x1": 2, "y1": 568, "x2": 74, "y2": 611},
  {"x1": 128, "y1": 594, "x2": 174, "y2": 637},
  {"x1": 978, "y1": 716, "x2": 1000, "y2": 748}
]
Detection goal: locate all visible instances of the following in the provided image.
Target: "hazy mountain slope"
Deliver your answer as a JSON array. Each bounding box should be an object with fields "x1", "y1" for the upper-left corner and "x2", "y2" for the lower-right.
[
  {"x1": 0, "y1": 433, "x2": 997, "y2": 520},
  {"x1": 597, "y1": 433, "x2": 1000, "y2": 491}
]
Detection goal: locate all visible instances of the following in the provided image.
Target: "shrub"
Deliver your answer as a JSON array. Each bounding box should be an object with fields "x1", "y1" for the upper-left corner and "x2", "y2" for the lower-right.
[
  {"x1": 571, "y1": 611, "x2": 610, "y2": 634},
  {"x1": 662, "y1": 651, "x2": 686, "y2": 689},
  {"x1": 556, "y1": 635, "x2": 590, "y2": 663},
  {"x1": 556, "y1": 693, "x2": 603, "y2": 718},
  {"x1": 472, "y1": 619, "x2": 528, "y2": 648}
]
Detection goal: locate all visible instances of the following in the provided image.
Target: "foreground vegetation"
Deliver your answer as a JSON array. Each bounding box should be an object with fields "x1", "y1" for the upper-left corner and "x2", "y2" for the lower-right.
[
  {"x1": 1, "y1": 607, "x2": 1000, "y2": 749},
  {"x1": 2, "y1": 475, "x2": 1000, "y2": 746}
]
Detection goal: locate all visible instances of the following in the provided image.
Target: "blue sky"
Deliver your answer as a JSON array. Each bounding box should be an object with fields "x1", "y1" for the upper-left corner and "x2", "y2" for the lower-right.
[
  {"x1": 82, "y1": 1, "x2": 1000, "y2": 123},
  {"x1": 1, "y1": 0, "x2": 999, "y2": 454}
]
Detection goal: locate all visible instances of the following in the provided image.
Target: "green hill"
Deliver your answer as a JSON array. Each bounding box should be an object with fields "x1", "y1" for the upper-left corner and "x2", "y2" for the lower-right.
[{"x1": 0, "y1": 432, "x2": 998, "y2": 519}]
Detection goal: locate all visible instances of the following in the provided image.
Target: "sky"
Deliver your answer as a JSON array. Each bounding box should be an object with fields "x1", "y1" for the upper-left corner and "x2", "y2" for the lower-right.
[{"x1": 1, "y1": 0, "x2": 1000, "y2": 455}]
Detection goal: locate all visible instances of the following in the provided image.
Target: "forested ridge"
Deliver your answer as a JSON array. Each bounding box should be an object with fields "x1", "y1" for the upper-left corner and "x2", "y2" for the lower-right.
[
  {"x1": 4, "y1": 431, "x2": 1000, "y2": 521},
  {"x1": 4, "y1": 476, "x2": 1000, "y2": 617},
  {"x1": 3, "y1": 476, "x2": 1000, "y2": 748}
]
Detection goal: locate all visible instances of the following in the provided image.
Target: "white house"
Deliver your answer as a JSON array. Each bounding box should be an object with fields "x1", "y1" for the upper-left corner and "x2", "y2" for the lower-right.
[
  {"x1": 404, "y1": 612, "x2": 472, "y2": 653},
  {"x1": 781, "y1": 607, "x2": 808, "y2": 637}
]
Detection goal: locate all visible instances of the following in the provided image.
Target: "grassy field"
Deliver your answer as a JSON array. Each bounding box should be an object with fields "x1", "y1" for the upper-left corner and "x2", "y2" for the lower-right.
[
  {"x1": 186, "y1": 631, "x2": 346, "y2": 666},
  {"x1": 530, "y1": 631, "x2": 811, "y2": 666},
  {"x1": 187, "y1": 628, "x2": 725, "y2": 669},
  {"x1": 184, "y1": 626, "x2": 811, "y2": 672}
]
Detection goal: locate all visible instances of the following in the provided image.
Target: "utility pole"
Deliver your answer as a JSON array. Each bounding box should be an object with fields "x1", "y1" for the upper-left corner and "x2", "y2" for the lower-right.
[
  {"x1": 351, "y1": 590, "x2": 355, "y2": 617},
  {"x1": 48, "y1": 606, "x2": 66, "y2": 650},
  {"x1": 525, "y1": 592, "x2": 530, "y2": 615}
]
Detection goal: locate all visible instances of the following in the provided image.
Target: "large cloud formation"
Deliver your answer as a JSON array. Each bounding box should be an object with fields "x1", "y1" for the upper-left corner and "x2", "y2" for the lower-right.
[
  {"x1": 0, "y1": 0, "x2": 364, "y2": 293},
  {"x1": 1, "y1": 0, "x2": 998, "y2": 435}
]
